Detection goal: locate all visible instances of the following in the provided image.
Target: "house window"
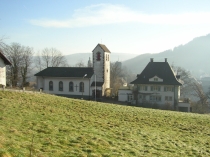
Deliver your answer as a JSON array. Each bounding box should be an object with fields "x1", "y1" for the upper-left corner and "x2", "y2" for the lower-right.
[
  {"x1": 59, "y1": 81, "x2": 63, "y2": 91},
  {"x1": 69, "y1": 82, "x2": 73, "y2": 92},
  {"x1": 143, "y1": 86, "x2": 147, "y2": 91},
  {"x1": 79, "y1": 82, "x2": 84, "y2": 92},
  {"x1": 165, "y1": 96, "x2": 173, "y2": 101},
  {"x1": 150, "y1": 95, "x2": 161, "y2": 101},
  {"x1": 49, "y1": 81, "x2": 53, "y2": 91},
  {"x1": 154, "y1": 78, "x2": 158, "y2": 81},
  {"x1": 156, "y1": 86, "x2": 161, "y2": 91},
  {"x1": 151, "y1": 85, "x2": 161, "y2": 91},
  {"x1": 128, "y1": 95, "x2": 133, "y2": 101},
  {"x1": 97, "y1": 52, "x2": 101, "y2": 61},
  {"x1": 164, "y1": 86, "x2": 174, "y2": 92}
]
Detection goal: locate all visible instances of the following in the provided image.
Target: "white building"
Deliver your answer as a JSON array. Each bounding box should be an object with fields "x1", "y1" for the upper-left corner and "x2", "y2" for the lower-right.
[
  {"x1": 0, "y1": 50, "x2": 11, "y2": 87},
  {"x1": 35, "y1": 44, "x2": 111, "y2": 100},
  {"x1": 118, "y1": 87, "x2": 133, "y2": 102},
  {"x1": 130, "y1": 58, "x2": 191, "y2": 112}
]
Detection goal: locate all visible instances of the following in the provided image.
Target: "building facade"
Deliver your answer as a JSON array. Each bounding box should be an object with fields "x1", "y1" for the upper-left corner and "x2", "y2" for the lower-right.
[
  {"x1": 35, "y1": 44, "x2": 111, "y2": 100},
  {"x1": 0, "y1": 50, "x2": 11, "y2": 87},
  {"x1": 130, "y1": 58, "x2": 182, "y2": 109}
]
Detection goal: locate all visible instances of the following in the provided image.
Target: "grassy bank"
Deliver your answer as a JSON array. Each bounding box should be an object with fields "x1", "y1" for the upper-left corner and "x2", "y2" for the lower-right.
[{"x1": 0, "y1": 91, "x2": 210, "y2": 156}]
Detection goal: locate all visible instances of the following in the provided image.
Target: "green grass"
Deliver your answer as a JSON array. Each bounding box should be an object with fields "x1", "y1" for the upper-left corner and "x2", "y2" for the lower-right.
[{"x1": 0, "y1": 91, "x2": 210, "y2": 157}]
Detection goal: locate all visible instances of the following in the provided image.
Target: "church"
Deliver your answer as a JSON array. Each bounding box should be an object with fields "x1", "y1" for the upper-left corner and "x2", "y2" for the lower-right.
[{"x1": 35, "y1": 44, "x2": 111, "y2": 100}]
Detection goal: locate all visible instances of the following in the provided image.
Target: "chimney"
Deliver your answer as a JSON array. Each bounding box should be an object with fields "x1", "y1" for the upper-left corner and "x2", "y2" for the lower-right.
[
  {"x1": 165, "y1": 58, "x2": 167, "y2": 62},
  {"x1": 150, "y1": 58, "x2": 153, "y2": 62},
  {"x1": 176, "y1": 75, "x2": 180, "y2": 80}
]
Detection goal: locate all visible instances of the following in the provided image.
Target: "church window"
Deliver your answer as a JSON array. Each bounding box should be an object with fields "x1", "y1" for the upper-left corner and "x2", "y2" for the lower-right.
[
  {"x1": 69, "y1": 82, "x2": 74, "y2": 92},
  {"x1": 79, "y1": 82, "x2": 84, "y2": 92},
  {"x1": 59, "y1": 81, "x2": 63, "y2": 91},
  {"x1": 97, "y1": 52, "x2": 101, "y2": 61},
  {"x1": 49, "y1": 81, "x2": 53, "y2": 91}
]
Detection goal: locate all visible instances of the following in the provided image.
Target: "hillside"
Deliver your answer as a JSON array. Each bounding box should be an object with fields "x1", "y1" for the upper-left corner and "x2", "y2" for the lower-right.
[
  {"x1": 0, "y1": 91, "x2": 210, "y2": 156},
  {"x1": 65, "y1": 53, "x2": 138, "y2": 66},
  {"x1": 123, "y1": 34, "x2": 210, "y2": 77}
]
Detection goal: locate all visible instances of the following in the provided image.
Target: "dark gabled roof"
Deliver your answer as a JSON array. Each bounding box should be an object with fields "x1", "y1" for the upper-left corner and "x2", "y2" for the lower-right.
[
  {"x1": 0, "y1": 50, "x2": 12, "y2": 65},
  {"x1": 91, "y1": 81, "x2": 104, "y2": 87},
  {"x1": 130, "y1": 61, "x2": 182, "y2": 85},
  {"x1": 92, "y1": 43, "x2": 111, "y2": 53},
  {"x1": 34, "y1": 67, "x2": 94, "y2": 78}
]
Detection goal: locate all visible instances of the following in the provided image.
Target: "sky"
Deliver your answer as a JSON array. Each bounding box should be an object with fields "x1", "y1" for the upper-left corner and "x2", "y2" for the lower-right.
[{"x1": 1, "y1": 0, "x2": 210, "y2": 55}]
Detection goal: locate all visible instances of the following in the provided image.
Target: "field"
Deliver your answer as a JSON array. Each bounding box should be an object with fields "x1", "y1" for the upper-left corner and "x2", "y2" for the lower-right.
[{"x1": 0, "y1": 91, "x2": 210, "y2": 157}]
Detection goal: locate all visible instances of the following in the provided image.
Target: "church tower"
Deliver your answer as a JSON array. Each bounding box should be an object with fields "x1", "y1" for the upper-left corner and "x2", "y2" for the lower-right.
[{"x1": 92, "y1": 44, "x2": 110, "y2": 97}]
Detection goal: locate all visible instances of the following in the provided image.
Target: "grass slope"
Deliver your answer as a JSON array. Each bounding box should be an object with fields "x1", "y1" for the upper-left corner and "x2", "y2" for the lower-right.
[{"x1": 0, "y1": 91, "x2": 210, "y2": 157}]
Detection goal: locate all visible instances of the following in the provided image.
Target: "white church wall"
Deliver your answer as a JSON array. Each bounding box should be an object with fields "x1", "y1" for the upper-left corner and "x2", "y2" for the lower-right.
[
  {"x1": 104, "y1": 52, "x2": 110, "y2": 89},
  {"x1": 40, "y1": 77, "x2": 91, "y2": 97},
  {"x1": 36, "y1": 77, "x2": 44, "y2": 90},
  {"x1": 0, "y1": 58, "x2": 6, "y2": 86}
]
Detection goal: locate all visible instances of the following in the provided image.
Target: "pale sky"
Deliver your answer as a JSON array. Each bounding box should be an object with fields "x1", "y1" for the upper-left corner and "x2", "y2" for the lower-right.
[{"x1": 1, "y1": 0, "x2": 210, "y2": 55}]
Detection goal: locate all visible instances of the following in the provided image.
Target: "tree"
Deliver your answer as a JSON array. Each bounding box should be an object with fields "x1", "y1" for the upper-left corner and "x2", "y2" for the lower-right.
[
  {"x1": 0, "y1": 36, "x2": 8, "y2": 49},
  {"x1": 171, "y1": 65, "x2": 194, "y2": 98},
  {"x1": 75, "y1": 60, "x2": 86, "y2": 67},
  {"x1": 191, "y1": 82, "x2": 209, "y2": 113},
  {"x1": 172, "y1": 65, "x2": 209, "y2": 113},
  {"x1": 20, "y1": 46, "x2": 34, "y2": 86},
  {"x1": 4, "y1": 43, "x2": 33, "y2": 87},
  {"x1": 35, "y1": 48, "x2": 68, "y2": 71},
  {"x1": 110, "y1": 62, "x2": 123, "y2": 97},
  {"x1": 4, "y1": 43, "x2": 23, "y2": 86}
]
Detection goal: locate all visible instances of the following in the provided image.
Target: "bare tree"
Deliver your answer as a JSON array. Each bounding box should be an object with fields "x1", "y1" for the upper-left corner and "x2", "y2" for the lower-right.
[
  {"x1": 42, "y1": 48, "x2": 68, "y2": 68},
  {"x1": 171, "y1": 65, "x2": 195, "y2": 98},
  {"x1": 191, "y1": 82, "x2": 209, "y2": 113},
  {"x1": 75, "y1": 60, "x2": 86, "y2": 67},
  {"x1": 34, "y1": 52, "x2": 43, "y2": 72},
  {"x1": 20, "y1": 46, "x2": 34, "y2": 86},
  {"x1": 35, "y1": 48, "x2": 68, "y2": 71},
  {"x1": 110, "y1": 62, "x2": 123, "y2": 97},
  {"x1": 4, "y1": 43, "x2": 24, "y2": 86},
  {"x1": 0, "y1": 36, "x2": 8, "y2": 49}
]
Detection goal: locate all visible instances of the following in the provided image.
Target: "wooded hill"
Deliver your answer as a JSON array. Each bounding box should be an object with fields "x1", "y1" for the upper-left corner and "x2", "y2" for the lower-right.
[{"x1": 123, "y1": 34, "x2": 210, "y2": 77}]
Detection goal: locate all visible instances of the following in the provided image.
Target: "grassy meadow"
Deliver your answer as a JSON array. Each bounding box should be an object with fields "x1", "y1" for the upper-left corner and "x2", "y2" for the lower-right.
[{"x1": 0, "y1": 91, "x2": 210, "y2": 157}]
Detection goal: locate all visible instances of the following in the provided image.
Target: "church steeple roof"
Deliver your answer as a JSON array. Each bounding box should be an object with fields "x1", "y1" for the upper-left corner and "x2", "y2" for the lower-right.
[{"x1": 92, "y1": 43, "x2": 111, "y2": 53}]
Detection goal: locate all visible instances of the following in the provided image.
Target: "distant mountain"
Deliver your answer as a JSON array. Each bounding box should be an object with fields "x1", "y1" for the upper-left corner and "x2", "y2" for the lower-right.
[
  {"x1": 65, "y1": 53, "x2": 138, "y2": 66},
  {"x1": 122, "y1": 34, "x2": 210, "y2": 77}
]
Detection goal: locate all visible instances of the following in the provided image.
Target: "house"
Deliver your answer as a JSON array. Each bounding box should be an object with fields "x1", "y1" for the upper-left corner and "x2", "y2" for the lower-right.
[
  {"x1": 0, "y1": 49, "x2": 12, "y2": 87},
  {"x1": 34, "y1": 44, "x2": 111, "y2": 100},
  {"x1": 130, "y1": 58, "x2": 191, "y2": 112},
  {"x1": 118, "y1": 86, "x2": 133, "y2": 102}
]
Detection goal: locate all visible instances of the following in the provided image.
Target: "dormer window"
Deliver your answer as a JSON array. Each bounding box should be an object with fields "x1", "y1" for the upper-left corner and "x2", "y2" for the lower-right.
[
  {"x1": 149, "y1": 76, "x2": 163, "y2": 82},
  {"x1": 154, "y1": 78, "x2": 158, "y2": 81},
  {"x1": 97, "y1": 52, "x2": 101, "y2": 61}
]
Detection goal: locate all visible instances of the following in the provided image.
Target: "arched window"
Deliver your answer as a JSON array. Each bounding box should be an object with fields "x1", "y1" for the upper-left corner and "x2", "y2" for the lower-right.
[
  {"x1": 69, "y1": 82, "x2": 73, "y2": 92},
  {"x1": 79, "y1": 82, "x2": 84, "y2": 92},
  {"x1": 59, "y1": 81, "x2": 63, "y2": 91},
  {"x1": 49, "y1": 81, "x2": 53, "y2": 91},
  {"x1": 97, "y1": 52, "x2": 101, "y2": 61}
]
